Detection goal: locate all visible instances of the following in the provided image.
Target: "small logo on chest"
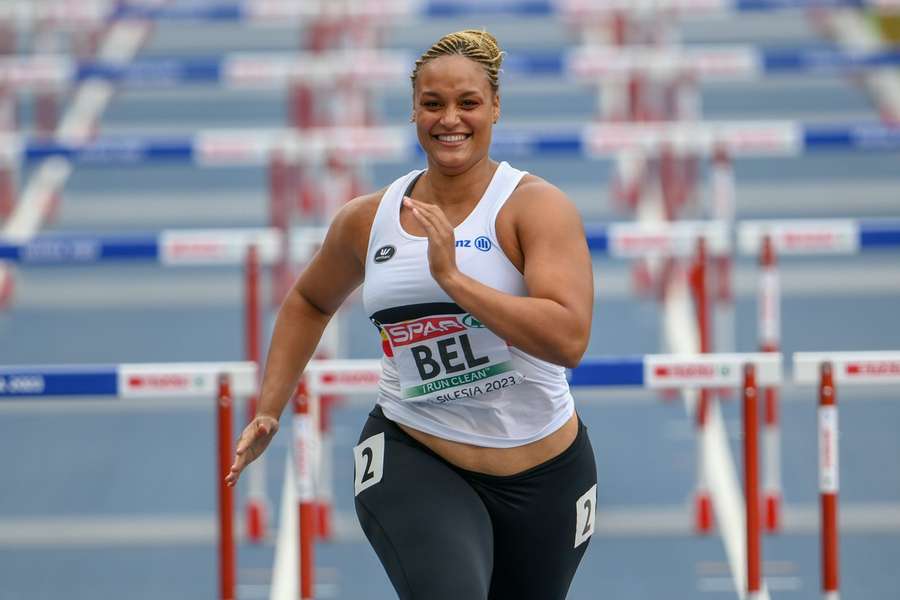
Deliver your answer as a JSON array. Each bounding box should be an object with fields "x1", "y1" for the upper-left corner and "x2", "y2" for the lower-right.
[
  {"x1": 373, "y1": 245, "x2": 396, "y2": 263},
  {"x1": 455, "y1": 236, "x2": 493, "y2": 252}
]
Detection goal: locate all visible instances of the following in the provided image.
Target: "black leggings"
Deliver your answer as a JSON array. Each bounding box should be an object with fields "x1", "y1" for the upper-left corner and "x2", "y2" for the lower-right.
[{"x1": 353, "y1": 406, "x2": 598, "y2": 600}]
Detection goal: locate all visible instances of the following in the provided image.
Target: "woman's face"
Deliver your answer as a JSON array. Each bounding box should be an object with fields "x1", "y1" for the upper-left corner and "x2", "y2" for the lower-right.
[{"x1": 412, "y1": 54, "x2": 500, "y2": 174}]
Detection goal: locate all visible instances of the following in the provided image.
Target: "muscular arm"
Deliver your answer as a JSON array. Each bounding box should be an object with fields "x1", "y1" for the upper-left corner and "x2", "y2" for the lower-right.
[
  {"x1": 407, "y1": 181, "x2": 593, "y2": 368},
  {"x1": 255, "y1": 194, "x2": 376, "y2": 420},
  {"x1": 227, "y1": 193, "x2": 378, "y2": 486}
]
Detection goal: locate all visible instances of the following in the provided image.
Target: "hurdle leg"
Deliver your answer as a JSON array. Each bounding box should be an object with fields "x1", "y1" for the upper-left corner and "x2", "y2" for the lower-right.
[
  {"x1": 692, "y1": 238, "x2": 713, "y2": 534},
  {"x1": 244, "y1": 245, "x2": 270, "y2": 543},
  {"x1": 759, "y1": 235, "x2": 782, "y2": 532},
  {"x1": 217, "y1": 375, "x2": 236, "y2": 600},
  {"x1": 317, "y1": 396, "x2": 334, "y2": 541},
  {"x1": 763, "y1": 386, "x2": 781, "y2": 533},
  {"x1": 695, "y1": 388, "x2": 713, "y2": 534},
  {"x1": 293, "y1": 383, "x2": 318, "y2": 600},
  {"x1": 819, "y1": 363, "x2": 839, "y2": 599},
  {"x1": 743, "y1": 365, "x2": 762, "y2": 599}
]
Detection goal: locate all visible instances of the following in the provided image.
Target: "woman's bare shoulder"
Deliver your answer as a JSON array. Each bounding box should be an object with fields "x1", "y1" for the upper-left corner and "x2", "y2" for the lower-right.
[
  {"x1": 335, "y1": 188, "x2": 385, "y2": 232},
  {"x1": 502, "y1": 173, "x2": 579, "y2": 223},
  {"x1": 326, "y1": 187, "x2": 386, "y2": 252}
]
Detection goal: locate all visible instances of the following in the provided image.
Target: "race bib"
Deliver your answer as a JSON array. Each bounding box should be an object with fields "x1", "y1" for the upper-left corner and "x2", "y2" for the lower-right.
[{"x1": 373, "y1": 303, "x2": 524, "y2": 404}]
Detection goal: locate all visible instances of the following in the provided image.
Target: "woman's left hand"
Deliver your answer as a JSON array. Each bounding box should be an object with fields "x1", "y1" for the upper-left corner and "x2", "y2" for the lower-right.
[{"x1": 404, "y1": 196, "x2": 459, "y2": 285}]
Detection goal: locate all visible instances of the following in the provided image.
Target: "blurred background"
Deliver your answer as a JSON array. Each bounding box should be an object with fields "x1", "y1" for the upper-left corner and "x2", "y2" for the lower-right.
[{"x1": 1, "y1": 1, "x2": 899, "y2": 599}]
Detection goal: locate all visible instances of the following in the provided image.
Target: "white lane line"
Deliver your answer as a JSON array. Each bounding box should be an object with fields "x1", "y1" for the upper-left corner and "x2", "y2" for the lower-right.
[
  {"x1": 3, "y1": 20, "x2": 153, "y2": 241},
  {"x1": 698, "y1": 576, "x2": 803, "y2": 593},
  {"x1": 825, "y1": 10, "x2": 900, "y2": 122},
  {"x1": 269, "y1": 454, "x2": 297, "y2": 600},
  {"x1": 0, "y1": 515, "x2": 219, "y2": 546},
  {"x1": 2, "y1": 503, "x2": 899, "y2": 547},
  {"x1": 0, "y1": 18, "x2": 154, "y2": 302}
]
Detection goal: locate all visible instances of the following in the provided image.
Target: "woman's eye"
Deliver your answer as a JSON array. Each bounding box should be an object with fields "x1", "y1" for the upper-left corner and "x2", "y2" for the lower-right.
[{"x1": 422, "y1": 101, "x2": 440, "y2": 109}]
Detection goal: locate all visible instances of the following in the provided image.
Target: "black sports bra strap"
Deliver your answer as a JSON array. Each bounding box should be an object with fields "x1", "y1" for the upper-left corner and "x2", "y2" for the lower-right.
[{"x1": 403, "y1": 171, "x2": 425, "y2": 198}]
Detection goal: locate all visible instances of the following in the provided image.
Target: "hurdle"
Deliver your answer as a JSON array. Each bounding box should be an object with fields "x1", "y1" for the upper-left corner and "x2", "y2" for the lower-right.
[
  {"x1": 793, "y1": 351, "x2": 900, "y2": 600},
  {"x1": 2, "y1": 0, "x2": 896, "y2": 29},
  {"x1": 4, "y1": 44, "x2": 900, "y2": 93},
  {"x1": 0, "y1": 119, "x2": 894, "y2": 177},
  {"x1": 0, "y1": 13, "x2": 153, "y2": 314},
  {"x1": 0, "y1": 226, "x2": 330, "y2": 545},
  {"x1": 740, "y1": 217, "x2": 900, "y2": 532},
  {"x1": 274, "y1": 353, "x2": 782, "y2": 600},
  {"x1": 739, "y1": 218, "x2": 900, "y2": 256},
  {"x1": 0, "y1": 361, "x2": 257, "y2": 600}
]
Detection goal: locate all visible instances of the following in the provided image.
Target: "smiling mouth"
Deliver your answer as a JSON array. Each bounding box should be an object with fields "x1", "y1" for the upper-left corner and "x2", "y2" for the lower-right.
[{"x1": 433, "y1": 134, "x2": 471, "y2": 143}]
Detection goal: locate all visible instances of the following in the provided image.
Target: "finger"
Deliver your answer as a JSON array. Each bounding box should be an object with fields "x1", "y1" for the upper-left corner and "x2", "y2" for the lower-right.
[
  {"x1": 225, "y1": 457, "x2": 246, "y2": 486},
  {"x1": 235, "y1": 433, "x2": 253, "y2": 456},
  {"x1": 414, "y1": 200, "x2": 454, "y2": 230},
  {"x1": 405, "y1": 201, "x2": 449, "y2": 240},
  {"x1": 231, "y1": 450, "x2": 248, "y2": 473},
  {"x1": 405, "y1": 197, "x2": 452, "y2": 230},
  {"x1": 410, "y1": 205, "x2": 439, "y2": 236}
]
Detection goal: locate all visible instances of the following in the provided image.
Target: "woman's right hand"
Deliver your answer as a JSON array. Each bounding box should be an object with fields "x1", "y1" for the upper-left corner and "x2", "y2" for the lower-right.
[{"x1": 225, "y1": 415, "x2": 280, "y2": 487}]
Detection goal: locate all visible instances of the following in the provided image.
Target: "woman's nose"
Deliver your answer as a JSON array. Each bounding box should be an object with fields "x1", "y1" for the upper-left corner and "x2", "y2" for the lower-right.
[{"x1": 440, "y1": 106, "x2": 460, "y2": 126}]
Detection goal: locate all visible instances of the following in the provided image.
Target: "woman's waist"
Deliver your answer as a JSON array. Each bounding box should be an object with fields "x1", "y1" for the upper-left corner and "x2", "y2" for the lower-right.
[{"x1": 396, "y1": 410, "x2": 579, "y2": 477}]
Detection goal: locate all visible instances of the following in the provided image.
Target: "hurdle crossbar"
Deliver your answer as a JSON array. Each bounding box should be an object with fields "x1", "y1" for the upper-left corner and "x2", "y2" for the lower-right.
[
  {"x1": 5, "y1": 46, "x2": 900, "y2": 91},
  {"x1": 3, "y1": 0, "x2": 897, "y2": 28},
  {"x1": 5, "y1": 122, "x2": 900, "y2": 167},
  {"x1": 0, "y1": 228, "x2": 327, "y2": 264},
  {"x1": 5, "y1": 219, "x2": 899, "y2": 266},
  {"x1": 0, "y1": 52, "x2": 411, "y2": 90},
  {"x1": 567, "y1": 46, "x2": 900, "y2": 81},
  {"x1": 739, "y1": 219, "x2": 900, "y2": 255},
  {"x1": 0, "y1": 362, "x2": 257, "y2": 398}
]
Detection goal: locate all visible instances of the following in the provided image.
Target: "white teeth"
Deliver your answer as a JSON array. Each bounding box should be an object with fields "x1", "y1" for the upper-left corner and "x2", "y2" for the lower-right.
[{"x1": 437, "y1": 134, "x2": 467, "y2": 142}]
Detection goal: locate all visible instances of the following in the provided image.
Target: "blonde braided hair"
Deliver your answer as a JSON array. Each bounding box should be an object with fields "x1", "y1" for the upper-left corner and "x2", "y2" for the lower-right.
[{"x1": 411, "y1": 29, "x2": 505, "y2": 93}]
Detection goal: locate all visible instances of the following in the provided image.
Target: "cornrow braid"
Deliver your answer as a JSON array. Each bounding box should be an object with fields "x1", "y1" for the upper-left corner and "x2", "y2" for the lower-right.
[{"x1": 411, "y1": 29, "x2": 505, "y2": 93}]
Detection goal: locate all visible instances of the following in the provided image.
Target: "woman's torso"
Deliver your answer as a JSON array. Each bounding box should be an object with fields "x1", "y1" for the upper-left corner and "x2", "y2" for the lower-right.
[{"x1": 359, "y1": 161, "x2": 577, "y2": 475}]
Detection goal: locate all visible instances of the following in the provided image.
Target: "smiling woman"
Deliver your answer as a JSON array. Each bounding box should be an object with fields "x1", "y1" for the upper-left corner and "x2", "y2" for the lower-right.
[
  {"x1": 227, "y1": 29, "x2": 597, "y2": 600},
  {"x1": 409, "y1": 30, "x2": 502, "y2": 175}
]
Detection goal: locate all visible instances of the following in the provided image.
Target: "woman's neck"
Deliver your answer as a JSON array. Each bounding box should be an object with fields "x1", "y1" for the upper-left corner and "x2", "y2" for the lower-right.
[{"x1": 420, "y1": 156, "x2": 498, "y2": 208}]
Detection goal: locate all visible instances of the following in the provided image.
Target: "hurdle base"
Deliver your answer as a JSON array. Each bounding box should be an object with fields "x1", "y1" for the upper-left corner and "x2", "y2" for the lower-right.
[
  {"x1": 317, "y1": 501, "x2": 333, "y2": 541},
  {"x1": 764, "y1": 493, "x2": 781, "y2": 533},
  {"x1": 694, "y1": 494, "x2": 714, "y2": 534},
  {"x1": 246, "y1": 500, "x2": 269, "y2": 544}
]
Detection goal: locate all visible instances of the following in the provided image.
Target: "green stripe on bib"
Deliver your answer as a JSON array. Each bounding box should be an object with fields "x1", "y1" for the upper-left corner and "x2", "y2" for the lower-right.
[{"x1": 402, "y1": 361, "x2": 516, "y2": 399}]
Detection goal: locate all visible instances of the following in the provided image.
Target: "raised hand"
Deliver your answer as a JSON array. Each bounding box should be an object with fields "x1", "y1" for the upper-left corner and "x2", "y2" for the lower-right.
[{"x1": 403, "y1": 196, "x2": 459, "y2": 284}]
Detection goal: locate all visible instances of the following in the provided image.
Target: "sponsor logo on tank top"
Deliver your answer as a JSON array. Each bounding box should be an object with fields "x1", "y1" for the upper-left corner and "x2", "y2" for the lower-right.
[
  {"x1": 373, "y1": 245, "x2": 395, "y2": 263},
  {"x1": 454, "y1": 236, "x2": 492, "y2": 251}
]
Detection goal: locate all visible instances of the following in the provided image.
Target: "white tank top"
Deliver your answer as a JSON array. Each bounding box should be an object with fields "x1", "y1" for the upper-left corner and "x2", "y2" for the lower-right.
[{"x1": 362, "y1": 161, "x2": 575, "y2": 448}]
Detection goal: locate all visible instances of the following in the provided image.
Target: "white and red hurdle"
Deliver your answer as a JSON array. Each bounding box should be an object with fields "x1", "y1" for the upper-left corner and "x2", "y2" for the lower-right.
[
  {"x1": 793, "y1": 351, "x2": 900, "y2": 600},
  {"x1": 0, "y1": 361, "x2": 258, "y2": 600}
]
